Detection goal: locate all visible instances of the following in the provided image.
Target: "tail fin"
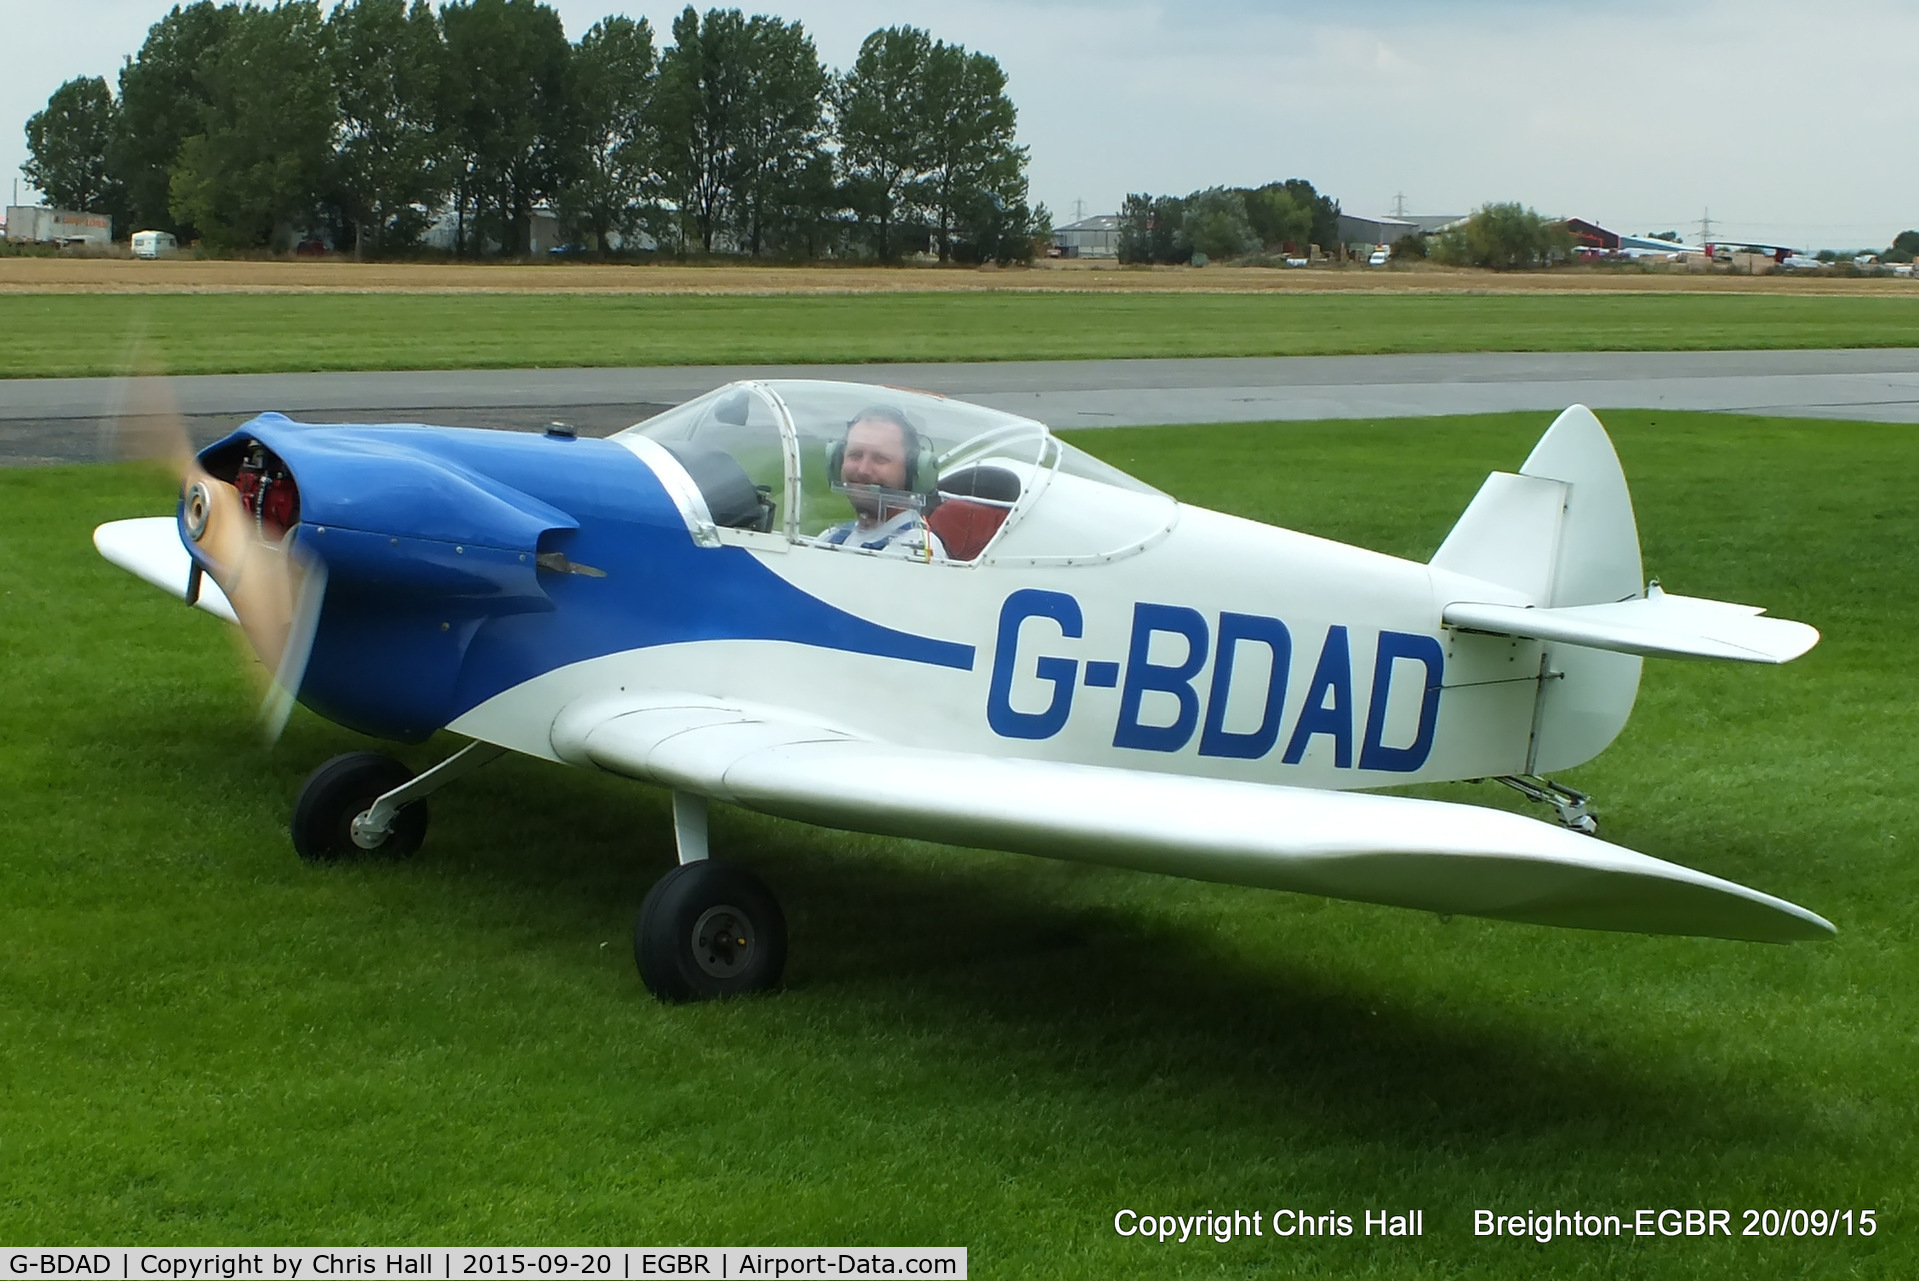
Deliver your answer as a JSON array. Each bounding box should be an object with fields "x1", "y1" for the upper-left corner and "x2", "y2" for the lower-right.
[
  {"x1": 1432, "y1": 404, "x2": 1642, "y2": 608},
  {"x1": 1432, "y1": 406, "x2": 1645, "y2": 773}
]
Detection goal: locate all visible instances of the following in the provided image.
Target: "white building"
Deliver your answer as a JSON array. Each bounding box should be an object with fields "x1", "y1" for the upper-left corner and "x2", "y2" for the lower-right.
[
  {"x1": 1053, "y1": 214, "x2": 1120, "y2": 259},
  {"x1": 1335, "y1": 213, "x2": 1464, "y2": 249}
]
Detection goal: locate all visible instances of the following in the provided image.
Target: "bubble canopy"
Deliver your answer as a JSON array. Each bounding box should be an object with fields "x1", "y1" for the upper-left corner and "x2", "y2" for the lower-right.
[{"x1": 613, "y1": 380, "x2": 1172, "y2": 564}]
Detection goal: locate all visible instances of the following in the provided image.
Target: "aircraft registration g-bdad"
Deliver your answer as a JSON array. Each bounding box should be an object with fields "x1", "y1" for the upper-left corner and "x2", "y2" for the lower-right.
[{"x1": 94, "y1": 380, "x2": 1832, "y2": 1001}]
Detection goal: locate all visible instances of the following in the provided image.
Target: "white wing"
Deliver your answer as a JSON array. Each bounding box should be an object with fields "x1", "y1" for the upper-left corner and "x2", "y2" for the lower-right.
[{"x1": 551, "y1": 695, "x2": 1833, "y2": 944}]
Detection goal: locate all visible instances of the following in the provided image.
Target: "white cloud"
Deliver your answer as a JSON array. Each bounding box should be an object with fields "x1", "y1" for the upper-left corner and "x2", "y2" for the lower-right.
[{"x1": 5, "y1": 0, "x2": 1915, "y2": 249}]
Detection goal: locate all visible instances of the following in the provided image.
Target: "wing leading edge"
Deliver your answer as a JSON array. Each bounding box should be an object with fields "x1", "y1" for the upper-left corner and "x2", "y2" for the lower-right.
[{"x1": 551, "y1": 695, "x2": 1833, "y2": 944}]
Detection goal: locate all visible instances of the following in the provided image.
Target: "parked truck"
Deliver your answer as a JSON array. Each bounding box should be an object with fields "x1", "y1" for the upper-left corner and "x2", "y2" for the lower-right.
[{"x1": 4, "y1": 206, "x2": 112, "y2": 247}]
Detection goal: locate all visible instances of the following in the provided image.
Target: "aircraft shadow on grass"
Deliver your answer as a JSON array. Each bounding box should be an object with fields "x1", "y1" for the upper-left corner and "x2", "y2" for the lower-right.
[
  {"x1": 69, "y1": 694, "x2": 1833, "y2": 1170},
  {"x1": 354, "y1": 748, "x2": 1834, "y2": 1161}
]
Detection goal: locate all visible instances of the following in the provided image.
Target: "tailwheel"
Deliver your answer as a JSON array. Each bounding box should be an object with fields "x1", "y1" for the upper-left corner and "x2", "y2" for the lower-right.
[
  {"x1": 291, "y1": 752, "x2": 428, "y2": 862},
  {"x1": 1494, "y1": 774, "x2": 1599, "y2": 836},
  {"x1": 635, "y1": 861, "x2": 787, "y2": 1003}
]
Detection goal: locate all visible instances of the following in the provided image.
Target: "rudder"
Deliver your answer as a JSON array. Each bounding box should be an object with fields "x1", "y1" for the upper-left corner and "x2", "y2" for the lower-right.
[{"x1": 1432, "y1": 405, "x2": 1644, "y2": 773}]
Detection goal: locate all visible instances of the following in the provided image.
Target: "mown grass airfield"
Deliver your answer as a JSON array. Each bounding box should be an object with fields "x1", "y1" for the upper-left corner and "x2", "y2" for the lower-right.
[{"x1": 0, "y1": 269, "x2": 1911, "y2": 1276}]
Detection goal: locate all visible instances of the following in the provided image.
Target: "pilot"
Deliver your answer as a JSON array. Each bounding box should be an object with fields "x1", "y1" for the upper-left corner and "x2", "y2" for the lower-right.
[{"x1": 816, "y1": 405, "x2": 946, "y2": 560}]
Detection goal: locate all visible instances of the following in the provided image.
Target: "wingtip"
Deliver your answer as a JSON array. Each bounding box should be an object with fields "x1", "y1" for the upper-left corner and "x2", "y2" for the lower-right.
[
  {"x1": 1782, "y1": 621, "x2": 1821, "y2": 663},
  {"x1": 1780, "y1": 904, "x2": 1838, "y2": 943}
]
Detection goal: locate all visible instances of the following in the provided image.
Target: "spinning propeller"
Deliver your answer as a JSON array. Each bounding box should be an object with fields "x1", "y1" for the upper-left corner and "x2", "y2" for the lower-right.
[{"x1": 110, "y1": 369, "x2": 326, "y2": 742}]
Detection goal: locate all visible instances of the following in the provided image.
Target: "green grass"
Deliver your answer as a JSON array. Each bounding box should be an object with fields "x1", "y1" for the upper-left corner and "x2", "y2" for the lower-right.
[
  {"x1": 6, "y1": 291, "x2": 1919, "y2": 378},
  {"x1": 1, "y1": 410, "x2": 1913, "y2": 1277}
]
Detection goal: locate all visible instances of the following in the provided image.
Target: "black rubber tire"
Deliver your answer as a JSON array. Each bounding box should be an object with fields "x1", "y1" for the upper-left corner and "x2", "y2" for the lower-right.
[
  {"x1": 635, "y1": 861, "x2": 787, "y2": 1003},
  {"x1": 291, "y1": 752, "x2": 427, "y2": 863}
]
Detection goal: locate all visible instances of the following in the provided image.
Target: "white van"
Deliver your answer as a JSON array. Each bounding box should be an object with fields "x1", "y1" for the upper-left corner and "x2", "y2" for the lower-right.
[{"x1": 131, "y1": 230, "x2": 178, "y2": 259}]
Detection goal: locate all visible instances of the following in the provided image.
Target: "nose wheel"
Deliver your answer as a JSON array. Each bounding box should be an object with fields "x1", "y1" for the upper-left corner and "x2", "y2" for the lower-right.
[
  {"x1": 290, "y1": 740, "x2": 504, "y2": 862},
  {"x1": 635, "y1": 861, "x2": 787, "y2": 1002},
  {"x1": 291, "y1": 752, "x2": 428, "y2": 861}
]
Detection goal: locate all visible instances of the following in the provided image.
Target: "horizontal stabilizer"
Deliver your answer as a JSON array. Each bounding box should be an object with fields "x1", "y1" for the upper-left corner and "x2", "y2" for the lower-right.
[
  {"x1": 551, "y1": 694, "x2": 1833, "y2": 944},
  {"x1": 1444, "y1": 587, "x2": 1818, "y2": 664},
  {"x1": 94, "y1": 517, "x2": 238, "y2": 623}
]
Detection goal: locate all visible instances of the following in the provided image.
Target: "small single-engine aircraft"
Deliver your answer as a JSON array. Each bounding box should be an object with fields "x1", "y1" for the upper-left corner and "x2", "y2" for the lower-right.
[{"x1": 95, "y1": 380, "x2": 1831, "y2": 1000}]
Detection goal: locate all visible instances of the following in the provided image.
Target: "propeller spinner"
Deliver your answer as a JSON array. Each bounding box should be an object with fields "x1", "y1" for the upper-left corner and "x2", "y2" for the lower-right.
[
  {"x1": 179, "y1": 443, "x2": 328, "y2": 742},
  {"x1": 109, "y1": 373, "x2": 326, "y2": 742}
]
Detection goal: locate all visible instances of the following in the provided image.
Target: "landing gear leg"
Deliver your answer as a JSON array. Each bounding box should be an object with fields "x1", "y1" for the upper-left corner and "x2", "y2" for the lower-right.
[
  {"x1": 633, "y1": 791, "x2": 787, "y2": 1002},
  {"x1": 1494, "y1": 774, "x2": 1599, "y2": 835},
  {"x1": 290, "y1": 739, "x2": 505, "y2": 862}
]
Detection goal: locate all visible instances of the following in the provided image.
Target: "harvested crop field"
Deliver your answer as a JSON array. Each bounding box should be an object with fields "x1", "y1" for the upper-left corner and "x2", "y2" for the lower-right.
[{"x1": 4, "y1": 255, "x2": 1914, "y2": 297}]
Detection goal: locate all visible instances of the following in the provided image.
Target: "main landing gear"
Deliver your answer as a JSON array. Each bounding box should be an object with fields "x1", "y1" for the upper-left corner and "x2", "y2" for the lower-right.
[
  {"x1": 290, "y1": 751, "x2": 784, "y2": 1002},
  {"x1": 1493, "y1": 774, "x2": 1600, "y2": 835},
  {"x1": 633, "y1": 792, "x2": 787, "y2": 1003}
]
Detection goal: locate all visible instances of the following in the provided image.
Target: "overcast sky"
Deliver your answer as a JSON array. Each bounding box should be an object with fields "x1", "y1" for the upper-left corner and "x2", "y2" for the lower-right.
[{"x1": 6, "y1": 0, "x2": 1915, "y2": 250}]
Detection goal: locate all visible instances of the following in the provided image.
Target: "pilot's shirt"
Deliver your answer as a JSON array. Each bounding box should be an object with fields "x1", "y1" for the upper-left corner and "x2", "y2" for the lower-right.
[{"x1": 816, "y1": 509, "x2": 947, "y2": 560}]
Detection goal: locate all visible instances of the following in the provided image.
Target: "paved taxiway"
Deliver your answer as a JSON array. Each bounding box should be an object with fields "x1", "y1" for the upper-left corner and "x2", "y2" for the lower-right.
[{"x1": 3, "y1": 348, "x2": 1914, "y2": 465}]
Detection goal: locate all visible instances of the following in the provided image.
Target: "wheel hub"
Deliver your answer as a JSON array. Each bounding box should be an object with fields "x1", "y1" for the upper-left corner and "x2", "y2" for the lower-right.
[
  {"x1": 691, "y1": 905, "x2": 755, "y2": 978},
  {"x1": 349, "y1": 809, "x2": 390, "y2": 849}
]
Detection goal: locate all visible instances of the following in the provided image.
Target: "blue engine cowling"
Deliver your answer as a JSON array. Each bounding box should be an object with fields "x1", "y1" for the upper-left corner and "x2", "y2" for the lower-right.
[{"x1": 191, "y1": 415, "x2": 657, "y2": 740}]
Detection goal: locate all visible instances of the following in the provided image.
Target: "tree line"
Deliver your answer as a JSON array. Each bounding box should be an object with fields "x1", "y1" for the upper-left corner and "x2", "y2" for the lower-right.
[
  {"x1": 21, "y1": 0, "x2": 1045, "y2": 262},
  {"x1": 1116, "y1": 182, "x2": 1342, "y2": 264}
]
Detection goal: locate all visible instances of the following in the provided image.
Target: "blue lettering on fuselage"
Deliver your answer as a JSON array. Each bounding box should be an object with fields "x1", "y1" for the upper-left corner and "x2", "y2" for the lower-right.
[
  {"x1": 987, "y1": 593, "x2": 1443, "y2": 774},
  {"x1": 1359, "y1": 630, "x2": 1445, "y2": 771},
  {"x1": 1201, "y1": 612, "x2": 1293, "y2": 760},
  {"x1": 987, "y1": 589, "x2": 1083, "y2": 739},
  {"x1": 1113, "y1": 603, "x2": 1208, "y2": 752},
  {"x1": 1282, "y1": 624, "x2": 1354, "y2": 767}
]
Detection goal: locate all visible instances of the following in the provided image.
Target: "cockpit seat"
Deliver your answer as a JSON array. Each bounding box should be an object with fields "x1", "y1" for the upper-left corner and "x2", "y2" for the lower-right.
[{"x1": 927, "y1": 465, "x2": 1021, "y2": 561}]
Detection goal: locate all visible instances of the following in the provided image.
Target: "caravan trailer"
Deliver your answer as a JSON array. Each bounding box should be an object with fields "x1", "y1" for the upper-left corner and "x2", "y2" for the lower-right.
[{"x1": 131, "y1": 230, "x2": 178, "y2": 259}]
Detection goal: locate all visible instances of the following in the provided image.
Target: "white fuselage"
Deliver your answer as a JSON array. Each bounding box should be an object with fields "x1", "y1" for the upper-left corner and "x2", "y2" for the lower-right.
[{"x1": 452, "y1": 493, "x2": 1549, "y2": 792}]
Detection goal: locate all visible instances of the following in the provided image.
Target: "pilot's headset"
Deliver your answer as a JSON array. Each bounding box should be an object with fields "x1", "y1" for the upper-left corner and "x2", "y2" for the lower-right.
[{"x1": 827, "y1": 405, "x2": 937, "y2": 501}]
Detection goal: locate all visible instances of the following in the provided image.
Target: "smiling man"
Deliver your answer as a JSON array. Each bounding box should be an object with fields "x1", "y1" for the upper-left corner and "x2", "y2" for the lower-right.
[{"x1": 815, "y1": 405, "x2": 947, "y2": 559}]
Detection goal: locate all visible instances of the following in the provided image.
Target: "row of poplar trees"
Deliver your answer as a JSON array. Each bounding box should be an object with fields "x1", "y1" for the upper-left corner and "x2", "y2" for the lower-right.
[{"x1": 22, "y1": 0, "x2": 1044, "y2": 262}]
